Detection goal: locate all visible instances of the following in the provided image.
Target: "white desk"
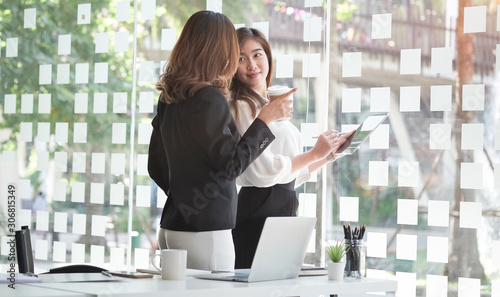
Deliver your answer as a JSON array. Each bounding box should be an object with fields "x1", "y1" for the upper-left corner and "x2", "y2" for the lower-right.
[
  {"x1": 1, "y1": 284, "x2": 87, "y2": 297},
  {"x1": 26, "y1": 273, "x2": 397, "y2": 297}
]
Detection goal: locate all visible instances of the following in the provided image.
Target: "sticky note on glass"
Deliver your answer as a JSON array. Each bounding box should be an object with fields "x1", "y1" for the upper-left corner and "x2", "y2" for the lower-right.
[
  {"x1": 71, "y1": 243, "x2": 85, "y2": 263},
  {"x1": 72, "y1": 152, "x2": 86, "y2": 173},
  {"x1": 369, "y1": 124, "x2": 389, "y2": 149},
  {"x1": 400, "y1": 86, "x2": 420, "y2": 112},
  {"x1": 464, "y1": 6, "x2": 486, "y2": 33},
  {"x1": 138, "y1": 123, "x2": 153, "y2": 144},
  {"x1": 462, "y1": 84, "x2": 484, "y2": 111},
  {"x1": 139, "y1": 60, "x2": 156, "y2": 83},
  {"x1": 136, "y1": 185, "x2": 151, "y2": 207},
  {"x1": 71, "y1": 182, "x2": 85, "y2": 203},
  {"x1": 138, "y1": 91, "x2": 154, "y2": 113},
  {"x1": 305, "y1": 0, "x2": 322, "y2": 7},
  {"x1": 372, "y1": 13, "x2": 392, "y2": 39},
  {"x1": 36, "y1": 210, "x2": 49, "y2": 231},
  {"x1": 57, "y1": 64, "x2": 70, "y2": 84},
  {"x1": 252, "y1": 22, "x2": 269, "y2": 40},
  {"x1": 134, "y1": 248, "x2": 149, "y2": 269},
  {"x1": 55, "y1": 122, "x2": 68, "y2": 143},
  {"x1": 6, "y1": 38, "x2": 18, "y2": 58},
  {"x1": 400, "y1": 49, "x2": 421, "y2": 75},
  {"x1": 73, "y1": 122, "x2": 87, "y2": 144},
  {"x1": 72, "y1": 214, "x2": 86, "y2": 234},
  {"x1": 341, "y1": 88, "x2": 361, "y2": 113},
  {"x1": 91, "y1": 247, "x2": 105, "y2": 266},
  {"x1": 58, "y1": 34, "x2": 72, "y2": 55},
  {"x1": 396, "y1": 234, "x2": 417, "y2": 260},
  {"x1": 431, "y1": 47, "x2": 453, "y2": 73},
  {"x1": 24, "y1": 8, "x2": 37, "y2": 29},
  {"x1": 303, "y1": 17, "x2": 322, "y2": 42},
  {"x1": 302, "y1": 53, "x2": 320, "y2": 77},
  {"x1": 54, "y1": 212, "x2": 68, "y2": 233},
  {"x1": 141, "y1": 0, "x2": 156, "y2": 20},
  {"x1": 339, "y1": 196, "x2": 358, "y2": 222},
  {"x1": 276, "y1": 54, "x2": 294, "y2": 78},
  {"x1": 112, "y1": 122, "x2": 127, "y2": 144},
  {"x1": 94, "y1": 92, "x2": 108, "y2": 113},
  {"x1": 94, "y1": 62, "x2": 108, "y2": 83},
  {"x1": 427, "y1": 236, "x2": 448, "y2": 263},
  {"x1": 368, "y1": 161, "x2": 388, "y2": 186},
  {"x1": 113, "y1": 92, "x2": 128, "y2": 113},
  {"x1": 396, "y1": 272, "x2": 416, "y2": 297},
  {"x1": 38, "y1": 93, "x2": 51, "y2": 114},
  {"x1": 53, "y1": 180, "x2": 67, "y2": 202},
  {"x1": 427, "y1": 274, "x2": 448, "y2": 297},
  {"x1": 428, "y1": 200, "x2": 449, "y2": 227},
  {"x1": 161, "y1": 28, "x2": 176, "y2": 51},
  {"x1": 53, "y1": 241, "x2": 66, "y2": 262},
  {"x1": 95, "y1": 32, "x2": 109, "y2": 53},
  {"x1": 54, "y1": 151, "x2": 68, "y2": 172},
  {"x1": 370, "y1": 87, "x2": 390, "y2": 112},
  {"x1": 206, "y1": 0, "x2": 222, "y2": 13},
  {"x1": 342, "y1": 52, "x2": 361, "y2": 77},
  {"x1": 110, "y1": 183, "x2": 125, "y2": 205},
  {"x1": 111, "y1": 153, "x2": 125, "y2": 175},
  {"x1": 397, "y1": 199, "x2": 418, "y2": 225},
  {"x1": 39, "y1": 64, "x2": 52, "y2": 85},
  {"x1": 398, "y1": 161, "x2": 419, "y2": 187},
  {"x1": 461, "y1": 123, "x2": 483, "y2": 150},
  {"x1": 4, "y1": 94, "x2": 16, "y2": 114},
  {"x1": 366, "y1": 232, "x2": 387, "y2": 258},
  {"x1": 458, "y1": 277, "x2": 480, "y2": 297},
  {"x1": 75, "y1": 63, "x2": 89, "y2": 84},
  {"x1": 36, "y1": 151, "x2": 49, "y2": 171},
  {"x1": 298, "y1": 193, "x2": 316, "y2": 218},
  {"x1": 429, "y1": 123, "x2": 451, "y2": 150},
  {"x1": 459, "y1": 201, "x2": 482, "y2": 228},
  {"x1": 430, "y1": 85, "x2": 452, "y2": 111},
  {"x1": 90, "y1": 183, "x2": 105, "y2": 204},
  {"x1": 116, "y1": 1, "x2": 130, "y2": 22},
  {"x1": 115, "y1": 31, "x2": 130, "y2": 52},
  {"x1": 91, "y1": 215, "x2": 107, "y2": 237},
  {"x1": 21, "y1": 94, "x2": 33, "y2": 114},
  {"x1": 35, "y1": 240, "x2": 48, "y2": 260},
  {"x1": 461, "y1": 162, "x2": 483, "y2": 189},
  {"x1": 300, "y1": 122, "x2": 319, "y2": 147},
  {"x1": 20, "y1": 122, "x2": 32, "y2": 142},
  {"x1": 110, "y1": 247, "x2": 125, "y2": 270},
  {"x1": 137, "y1": 154, "x2": 149, "y2": 176},
  {"x1": 77, "y1": 3, "x2": 91, "y2": 25},
  {"x1": 37, "y1": 122, "x2": 50, "y2": 142},
  {"x1": 91, "y1": 153, "x2": 105, "y2": 174}
]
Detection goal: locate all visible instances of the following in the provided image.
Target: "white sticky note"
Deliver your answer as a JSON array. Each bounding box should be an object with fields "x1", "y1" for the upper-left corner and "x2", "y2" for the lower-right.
[
  {"x1": 459, "y1": 201, "x2": 482, "y2": 229},
  {"x1": 400, "y1": 49, "x2": 421, "y2": 75},
  {"x1": 252, "y1": 22, "x2": 269, "y2": 40},
  {"x1": 18, "y1": 179, "x2": 31, "y2": 199},
  {"x1": 35, "y1": 240, "x2": 48, "y2": 260},
  {"x1": 111, "y1": 153, "x2": 126, "y2": 175},
  {"x1": 91, "y1": 153, "x2": 105, "y2": 174},
  {"x1": 396, "y1": 272, "x2": 416, "y2": 297},
  {"x1": 493, "y1": 241, "x2": 500, "y2": 269},
  {"x1": 110, "y1": 183, "x2": 125, "y2": 205},
  {"x1": 426, "y1": 274, "x2": 448, "y2": 297},
  {"x1": 137, "y1": 154, "x2": 149, "y2": 176},
  {"x1": 74, "y1": 93, "x2": 89, "y2": 114},
  {"x1": 19, "y1": 209, "x2": 31, "y2": 229},
  {"x1": 75, "y1": 63, "x2": 89, "y2": 84},
  {"x1": 300, "y1": 123, "x2": 319, "y2": 147},
  {"x1": 71, "y1": 243, "x2": 85, "y2": 263},
  {"x1": 115, "y1": 31, "x2": 130, "y2": 52},
  {"x1": 398, "y1": 161, "x2": 419, "y2": 187},
  {"x1": 397, "y1": 199, "x2": 418, "y2": 225},
  {"x1": 161, "y1": 28, "x2": 176, "y2": 51},
  {"x1": 431, "y1": 47, "x2": 453, "y2": 73},
  {"x1": 134, "y1": 248, "x2": 150, "y2": 269},
  {"x1": 368, "y1": 161, "x2": 388, "y2": 186},
  {"x1": 276, "y1": 55, "x2": 294, "y2": 78},
  {"x1": 77, "y1": 3, "x2": 91, "y2": 25},
  {"x1": 21, "y1": 94, "x2": 34, "y2": 114},
  {"x1": 138, "y1": 91, "x2": 154, "y2": 113},
  {"x1": 342, "y1": 52, "x2": 361, "y2": 77},
  {"x1": 95, "y1": 32, "x2": 109, "y2": 53},
  {"x1": 58, "y1": 34, "x2": 72, "y2": 55},
  {"x1": 94, "y1": 92, "x2": 108, "y2": 113},
  {"x1": 57, "y1": 64, "x2": 70, "y2": 84},
  {"x1": 305, "y1": 0, "x2": 323, "y2": 7},
  {"x1": 298, "y1": 193, "x2": 316, "y2": 218},
  {"x1": 495, "y1": 164, "x2": 500, "y2": 189},
  {"x1": 498, "y1": 6, "x2": 500, "y2": 31},
  {"x1": 36, "y1": 151, "x2": 49, "y2": 171},
  {"x1": 400, "y1": 86, "x2": 420, "y2": 112},
  {"x1": 72, "y1": 214, "x2": 86, "y2": 235},
  {"x1": 136, "y1": 185, "x2": 151, "y2": 207},
  {"x1": 303, "y1": 17, "x2": 322, "y2": 42},
  {"x1": 370, "y1": 87, "x2": 390, "y2": 112},
  {"x1": 90, "y1": 183, "x2": 105, "y2": 204},
  {"x1": 73, "y1": 122, "x2": 87, "y2": 144},
  {"x1": 141, "y1": 0, "x2": 156, "y2": 20},
  {"x1": 36, "y1": 210, "x2": 49, "y2": 231},
  {"x1": 369, "y1": 124, "x2": 389, "y2": 149},
  {"x1": 90, "y1": 245, "x2": 105, "y2": 266},
  {"x1": 461, "y1": 162, "x2": 483, "y2": 189},
  {"x1": 110, "y1": 247, "x2": 126, "y2": 270},
  {"x1": 303, "y1": 53, "x2": 321, "y2": 78},
  {"x1": 139, "y1": 61, "x2": 156, "y2": 83},
  {"x1": 39, "y1": 64, "x2": 52, "y2": 85},
  {"x1": 426, "y1": 236, "x2": 448, "y2": 263},
  {"x1": 428, "y1": 200, "x2": 450, "y2": 227},
  {"x1": 429, "y1": 123, "x2": 451, "y2": 150},
  {"x1": 112, "y1": 123, "x2": 127, "y2": 144},
  {"x1": 372, "y1": 13, "x2": 392, "y2": 39},
  {"x1": 91, "y1": 215, "x2": 107, "y2": 237},
  {"x1": 461, "y1": 123, "x2": 484, "y2": 150},
  {"x1": 113, "y1": 92, "x2": 128, "y2": 113},
  {"x1": 497, "y1": 45, "x2": 500, "y2": 70},
  {"x1": 138, "y1": 123, "x2": 153, "y2": 144},
  {"x1": 94, "y1": 62, "x2": 108, "y2": 83},
  {"x1": 72, "y1": 152, "x2": 86, "y2": 173},
  {"x1": 4, "y1": 94, "x2": 16, "y2": 114},
  {"x1": 38, "y1": 93, "x2": 51, "y2": 114},
  {"x1": 341, "y1": 88, "x2": 361, "y2": 113},
  {"x1": 54, "y1": 212, "x2": 68, "y2": 233},
  {"x1": 206, "y1": 0, "x2": 222, "y2": 13},
  {"x1": 430, "y1": 85, "x2": 452, "y2": 111},
  {"x1": 396, "y1": 234, "x2": 417, "y2": 261},
  {"x1": 6, "y1": 38, "x2": 18, "y2": 57},
  {"x1": 24, "y1": 8, "x2": 37, "y2": 28},
  {"x1": 234, "y1": 23, "x2": 245, "y2": 30},
  {"x1": 462, "y1": 84, "x2": 484, "y2": 111},
  {"x1": 116, "y1": 1, "x2": 130, "y2": 22},
  {"x1": 53, "y1": 180, "x2": 67, "y2": 202},
  {"x1": 20, "y1": 122, "x2": 33, "y2": 142},
  {"x1": 464, "y1": 6, "x2": 486, "y2": 33},
  {"x1": 367, "y1": 232, "x2": 387, "y2": 258},
  {"x1": 52, "y1": 242, "x2": 66, "y2": 262},
  {"x1": 1, "y1": 237, "x2": 10, "y2": 256},
  {"x1": 458, "y1": 277, "x2": 480, "y2": 297},
  {"x1": 339, "y1": 196, "x2": 359, "y2": 222},
  {"x1": 71, "y1": 182, "x2": 85, "y2": 203},
  {"x1": 54, "y1": 151, "x2": 68, "y2": 172}
]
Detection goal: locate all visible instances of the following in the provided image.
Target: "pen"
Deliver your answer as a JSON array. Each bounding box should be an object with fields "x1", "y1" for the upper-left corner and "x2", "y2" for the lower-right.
[
  {"x1": 102, "y1": 271, "x2": 112, "y2": 277},
  {"x1": 312, "y1": 132, "x2": 348, "y2": 139}
]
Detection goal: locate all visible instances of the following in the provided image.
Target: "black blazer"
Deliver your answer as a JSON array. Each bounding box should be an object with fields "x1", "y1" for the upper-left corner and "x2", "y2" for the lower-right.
[{"x1": 148, "y1": 86, "x2": 275, "y2": 231}]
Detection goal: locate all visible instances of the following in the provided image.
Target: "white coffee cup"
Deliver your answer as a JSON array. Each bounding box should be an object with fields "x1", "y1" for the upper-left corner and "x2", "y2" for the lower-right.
[
  {"x1": 267, "y1": 85, "x2": 293, "y2": 102},
  {"x1": 150, "y1": 249, "x2": 187, "y2": 280}
]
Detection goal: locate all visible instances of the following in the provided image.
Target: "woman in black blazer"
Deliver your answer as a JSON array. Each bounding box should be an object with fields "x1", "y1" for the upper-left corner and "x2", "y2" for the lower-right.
[{"x1": 148, "y1": 11, "x2": 295, "y2": 271}]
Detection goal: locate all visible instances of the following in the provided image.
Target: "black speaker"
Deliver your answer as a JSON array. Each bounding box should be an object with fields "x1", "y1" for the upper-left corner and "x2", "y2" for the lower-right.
[{"x1": 15, "y1": 225, "x2": 34, "y2": 274}]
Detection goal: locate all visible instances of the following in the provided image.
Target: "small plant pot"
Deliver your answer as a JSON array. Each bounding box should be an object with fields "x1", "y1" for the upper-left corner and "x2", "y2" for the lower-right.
[{"x1": 327, "y1": 261, "x2": 345, "y2": 280}]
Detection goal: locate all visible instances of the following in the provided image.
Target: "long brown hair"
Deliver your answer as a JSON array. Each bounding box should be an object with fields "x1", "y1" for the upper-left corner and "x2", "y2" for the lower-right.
[
  {"x1": 156, "y1": 11, "x2": 239, "y2": 104},
  {"x1": 230, "y1": 27, "x2": 273, "y2": 120}
]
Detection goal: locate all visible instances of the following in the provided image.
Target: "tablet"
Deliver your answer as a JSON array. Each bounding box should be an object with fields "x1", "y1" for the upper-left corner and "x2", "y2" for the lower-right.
[{"x1": 336, "y1": 113, "x2": 389, "y2": 155}]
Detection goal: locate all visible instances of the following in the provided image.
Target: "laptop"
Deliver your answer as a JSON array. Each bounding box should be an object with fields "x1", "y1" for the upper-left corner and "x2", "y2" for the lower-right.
[
  {"x1": 194, "y1": 216, "x2": 316, "y2": 283},
  {"x1": 336, "y1": 113, "x2": 389, "y2": 156}
]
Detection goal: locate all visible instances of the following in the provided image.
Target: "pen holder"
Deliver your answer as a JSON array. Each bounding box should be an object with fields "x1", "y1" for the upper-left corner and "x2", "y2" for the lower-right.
[{"x1": 344, "y1": 239, "x2": 365, "y2": 278}]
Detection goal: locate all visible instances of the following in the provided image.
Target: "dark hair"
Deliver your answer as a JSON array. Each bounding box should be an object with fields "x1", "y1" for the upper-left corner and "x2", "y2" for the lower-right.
[
  {"x1": 156, "y1": 11, "x2": 239, "y2": 103},
  {"x1": 230, "y1": 27, "x2": 273, "y2": 120}
]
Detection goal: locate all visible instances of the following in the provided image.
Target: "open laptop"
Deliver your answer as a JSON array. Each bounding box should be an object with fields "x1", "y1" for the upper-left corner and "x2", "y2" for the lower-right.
[
  {"x1": 194, "y1": 216, "x2": 316, "y2": 283},
  {"x1": 336, "y1": 113, "x2": 389, "y2": 156}
]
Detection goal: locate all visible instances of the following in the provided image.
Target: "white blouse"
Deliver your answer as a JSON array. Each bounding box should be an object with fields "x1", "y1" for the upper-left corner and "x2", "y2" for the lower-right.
[{"x1": 232, "y1": 99, "x2": 310, "y2": 188}]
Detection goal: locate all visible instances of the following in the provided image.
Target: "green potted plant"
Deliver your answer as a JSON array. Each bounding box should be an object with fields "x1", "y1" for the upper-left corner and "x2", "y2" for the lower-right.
[{"x1": 326, "y1": 241, "x2": 349, "y2": 280}]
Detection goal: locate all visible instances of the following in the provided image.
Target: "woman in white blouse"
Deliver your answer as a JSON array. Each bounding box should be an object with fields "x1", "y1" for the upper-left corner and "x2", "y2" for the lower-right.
[{"x1": 229, "y1": 27, "x2": 354, "y2": 269}]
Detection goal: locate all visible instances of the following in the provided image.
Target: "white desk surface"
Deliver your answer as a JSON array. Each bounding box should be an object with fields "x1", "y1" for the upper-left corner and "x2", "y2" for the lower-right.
[
  {"x1": 1, "y1": 284, "x2": 87, "y2": 297},
  {"x1": 25, "y1": 273, "x2": 397, "y2": 297}
]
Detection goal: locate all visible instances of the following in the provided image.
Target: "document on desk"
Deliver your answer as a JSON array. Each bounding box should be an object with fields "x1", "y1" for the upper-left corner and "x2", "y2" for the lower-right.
[
  {"x1": 38, "y1": 272, "x2": 121, "y2": 283},
  {"x1": 0, "y1": 273, "x2": 42, "y2": 283}
]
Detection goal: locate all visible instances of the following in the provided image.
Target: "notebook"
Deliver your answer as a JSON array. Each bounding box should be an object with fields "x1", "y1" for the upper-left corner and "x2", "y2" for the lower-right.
[
  {"x1": 336, "y1": 113, "x2": 389, "y2": 156},
  {"x1": 194, "y1": 216, "x2": 316, "y2": 283}
]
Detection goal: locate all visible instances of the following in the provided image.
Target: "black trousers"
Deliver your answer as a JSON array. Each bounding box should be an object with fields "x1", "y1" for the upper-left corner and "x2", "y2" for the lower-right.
[{"x1": 232, "y1": 180, "x2": 298, "y2": 269}]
